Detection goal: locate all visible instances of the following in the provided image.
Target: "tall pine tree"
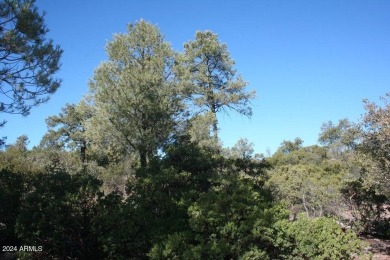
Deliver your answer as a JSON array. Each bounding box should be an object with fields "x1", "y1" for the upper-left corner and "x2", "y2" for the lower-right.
[
  {"x1": 89, "y1": 20, "x2": 183, "y2": 168},
  {"x1": 179, "y1": 31, "x2": 255, "y2": 140}
]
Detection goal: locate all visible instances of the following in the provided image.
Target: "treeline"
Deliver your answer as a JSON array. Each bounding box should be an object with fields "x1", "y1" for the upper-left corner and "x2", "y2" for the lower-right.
[
  {"x1": 0, "y1": 136, "x2": 367, "y2": 259},
  {"x1": 0, "y1": 20, "x2": 389, "y2": 259}
]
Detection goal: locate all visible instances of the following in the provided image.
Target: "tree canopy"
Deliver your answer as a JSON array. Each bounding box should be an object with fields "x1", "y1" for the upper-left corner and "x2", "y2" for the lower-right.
[
  {"x1": 178, "y1": 31, "x2": 255, "y2": 139},
  {"x1": 0, "y1": 0, "x2": 62, "y2": 125},
  {"x1": 89, "y1": 20, "x2": 183, "y2": 168}
]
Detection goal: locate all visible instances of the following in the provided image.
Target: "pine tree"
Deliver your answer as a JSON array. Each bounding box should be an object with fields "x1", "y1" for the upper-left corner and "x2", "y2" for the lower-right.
[
  {"x1": 179, "y1": 31, "x2": 255, "y2": 139},
  {"x1": 0, "y1": 0, "x2": 62, "y2": 125},
  {"x1": 89, "y1": 20, "x2": 183, "y2": 168}
]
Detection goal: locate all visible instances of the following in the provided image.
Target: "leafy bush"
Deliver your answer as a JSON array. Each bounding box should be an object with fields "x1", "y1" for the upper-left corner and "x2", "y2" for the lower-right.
[
  {"x1": 274, "y1": 215, "x2": 365, "y2": 259},
  {"x1": 0, "y1": 170, "x2": 25, "y2": 247},
  {"x1": 15, "y1": 172, "x2": 102, "y2": 259},
  {"x1": 148, "y1": 172, "x2": 283, "y2": 259}
]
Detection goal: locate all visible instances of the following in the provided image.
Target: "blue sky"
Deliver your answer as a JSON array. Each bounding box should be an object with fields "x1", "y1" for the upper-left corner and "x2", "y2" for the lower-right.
[{"x1": 1, "y1": 0, "x2": 389, "y2": 154}]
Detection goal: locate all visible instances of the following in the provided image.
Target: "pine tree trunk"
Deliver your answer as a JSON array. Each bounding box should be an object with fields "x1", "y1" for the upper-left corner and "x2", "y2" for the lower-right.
[
  {"x1": 80, "y1": 141, "x2": 86, "y2": 163},
  {"x1": 140, "y1": 151, "x2": 147, "y2": 168},
  {"x1": 211, "y1": 105, "x2": 218, "y2": 140}
]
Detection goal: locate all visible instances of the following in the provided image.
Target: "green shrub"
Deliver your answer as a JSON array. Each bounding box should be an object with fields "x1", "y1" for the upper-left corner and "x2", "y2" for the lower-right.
[
  {"x1": 274, "y1": 215, "x2": 365, "y2": 259},
  {"x1": 15, "y1": 172, "x2": 102, "y2": 259}
]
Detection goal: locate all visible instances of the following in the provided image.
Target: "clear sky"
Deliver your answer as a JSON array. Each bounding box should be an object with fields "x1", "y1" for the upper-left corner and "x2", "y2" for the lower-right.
[{"x1": 1, "y1": 0, "x2": 389, "y2": 155}]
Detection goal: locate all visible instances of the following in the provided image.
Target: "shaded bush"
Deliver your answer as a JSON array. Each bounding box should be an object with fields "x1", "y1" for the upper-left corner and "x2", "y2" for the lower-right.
[
  {"x1": 15, "y1": 172, "x2": 102, "y2": 259},
  {"x1": 0, "y1": 170, "x2": 26, "y2": 248}
]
